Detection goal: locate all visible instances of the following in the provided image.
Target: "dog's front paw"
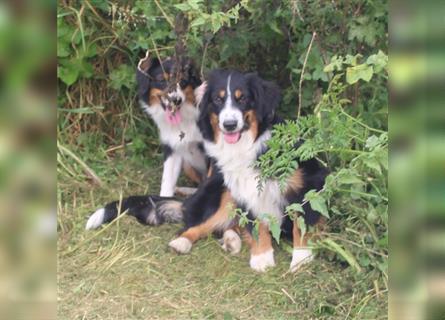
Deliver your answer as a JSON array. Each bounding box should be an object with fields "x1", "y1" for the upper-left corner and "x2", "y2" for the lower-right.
[
  {"x1": 290, "y1": 248, "x2": 313, "y2": 272},
  {"x1": 221, "y1": 229, "x2": 242, "y2": 255},
  {"x1": 169, "y1": 237, "x2": 192, "y2": 254},
  {"x1": 250, "y1": 249, "x2": 275, "y2": 272}
]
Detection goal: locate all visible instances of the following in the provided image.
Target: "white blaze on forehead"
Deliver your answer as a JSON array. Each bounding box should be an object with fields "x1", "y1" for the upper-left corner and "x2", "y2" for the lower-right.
[
  {"x1": 225, "y1": 74, "x2": 232, "y2": 105},
  {"x1": 219, "y1": 74, "x2": 244, "y2": 132},
  {"x1": 167, "y1": 83, "x2": 185, "y2": 101}
]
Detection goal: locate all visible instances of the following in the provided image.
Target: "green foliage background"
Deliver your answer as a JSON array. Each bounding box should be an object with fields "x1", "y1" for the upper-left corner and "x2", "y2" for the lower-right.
[{"x1": 57, "y1": 0, "x2": 388, "y2": 301}]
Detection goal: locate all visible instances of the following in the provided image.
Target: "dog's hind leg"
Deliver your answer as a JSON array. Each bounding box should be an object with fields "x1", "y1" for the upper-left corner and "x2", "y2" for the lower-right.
[{"x1": 169, "y1": 191, "x2": 234, "y2": 254}]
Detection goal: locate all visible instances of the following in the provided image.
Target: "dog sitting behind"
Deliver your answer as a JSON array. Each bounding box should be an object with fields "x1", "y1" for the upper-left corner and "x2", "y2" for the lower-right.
[
  {"x1": 136, "y1": 52, "x2": 206, "y2": 197},
  {"x1": 85, "y1": 54, "x2": 206, "y2": 230}
]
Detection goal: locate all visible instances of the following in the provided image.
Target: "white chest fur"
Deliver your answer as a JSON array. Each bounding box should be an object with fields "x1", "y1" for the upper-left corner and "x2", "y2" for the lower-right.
[{"x1": 204, "y1": 130, "x2": 286, "y2": 224}]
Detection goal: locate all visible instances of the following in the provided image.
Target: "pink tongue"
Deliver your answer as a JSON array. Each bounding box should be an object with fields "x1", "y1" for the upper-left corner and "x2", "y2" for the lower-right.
[
  {"x1": 223, "y1": 132, "x2": 241, "y2": 144},
  {"x1": 165, "y1": 110, "x2": 182, "y2": 125}
]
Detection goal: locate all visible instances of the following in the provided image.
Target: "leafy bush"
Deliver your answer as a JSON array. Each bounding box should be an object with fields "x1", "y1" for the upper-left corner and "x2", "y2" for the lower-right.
[{"x1": 57, "y1": 0, "x2": 387, "y2": 287}]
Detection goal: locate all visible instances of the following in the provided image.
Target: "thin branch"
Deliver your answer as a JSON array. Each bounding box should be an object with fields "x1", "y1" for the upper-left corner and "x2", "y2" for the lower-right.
[
  {"x1": 153, "y1": 0, "x2": 174, "y2": 28},
  {"x1": 338, "y1": 106, "x2": 386, "y2": 134},
  {"x1": 200, "y1": 40, "x2": 210, "y2": 80},
  {"x1": 298, "y1": 31, "x2": 316, "y2": 119},
  {"x1": 57, "y1": 142, "x2": 103, "y2": 186}
]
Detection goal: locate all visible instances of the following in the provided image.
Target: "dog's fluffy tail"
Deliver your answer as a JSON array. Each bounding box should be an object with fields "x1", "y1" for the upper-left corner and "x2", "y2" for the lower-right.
[{"x1": 85, "y1": 195, "x2": 183, "y2": 230}]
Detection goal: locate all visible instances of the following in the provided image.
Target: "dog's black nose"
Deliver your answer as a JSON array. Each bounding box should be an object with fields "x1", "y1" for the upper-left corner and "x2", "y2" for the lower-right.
[
  {"x1": 171, "y1": 96, "x2": 182, "y2": 106},
  {"x1": 223, "y1": 119, "x2": 238, "y2": 132}
]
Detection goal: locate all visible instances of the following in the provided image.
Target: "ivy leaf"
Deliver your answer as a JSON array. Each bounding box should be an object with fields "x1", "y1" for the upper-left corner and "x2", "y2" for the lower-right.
[{"x1": 346, "y1": 64, "x2": 373, "y2": 84}]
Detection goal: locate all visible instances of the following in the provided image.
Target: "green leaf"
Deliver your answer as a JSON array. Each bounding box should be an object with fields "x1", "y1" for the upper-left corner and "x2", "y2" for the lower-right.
[
  {"x1": 268, "y1": 20, "x2": 283, "y2": 35},
  {"x1": 305, "y1": 190, "x2": 329, "y2": 218},
  {"x1": 269, "y1": 220, "x2": 281, "y2": 244},
  {"x1": 285, "y1": 203, "x2": 304, "y2": 216},
  {"x1": 58, "y1": 64, "x2": 79, "y2": 86},
  {"x1": 190, "y1": 16, "x2": 206, "y2": 28},
  {"x1": 362, "y1": 156, "x2": 382, "y2": 174},
  {"x1": 337, "y1": 171, "x2": 363, "y2": 185},
  {"x1": 365, "y1": 135, "x2": 380, "y2": 149},
  {"x1": 366, "y1": 50, "x2": 388, "y2": 73},
  {"x1": 346, "y1": 64, "x2": 373, "y2": 84},
  {"x1": 109, "y1": 64, "x2": 136, "y2": 90},
  {"x1": 174, "y1": 3, "x2": 190, "y2": 11}
]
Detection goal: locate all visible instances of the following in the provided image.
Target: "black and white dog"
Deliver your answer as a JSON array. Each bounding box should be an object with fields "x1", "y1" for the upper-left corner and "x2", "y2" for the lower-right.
[{"x1": 85, "y1": 53, "x2": 206, "y2": 230}]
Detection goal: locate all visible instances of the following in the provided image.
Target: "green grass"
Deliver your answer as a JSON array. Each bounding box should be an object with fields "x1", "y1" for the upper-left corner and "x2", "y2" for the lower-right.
[{"x1": 57, "y1": 151, "x2": 387, "y2": 320}]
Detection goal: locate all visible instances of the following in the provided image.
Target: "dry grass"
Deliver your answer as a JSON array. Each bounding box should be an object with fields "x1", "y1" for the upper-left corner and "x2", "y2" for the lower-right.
[{"x1": 57, "y1": 152, "x2": 387, "y2": 320}]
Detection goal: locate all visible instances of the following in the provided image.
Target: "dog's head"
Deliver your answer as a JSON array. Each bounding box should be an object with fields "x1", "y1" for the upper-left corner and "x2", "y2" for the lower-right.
[
  {"x1": 136, "y1": 52, "x2": 201, "y2": 125},
  {"x1": 197, "y1": 70, "x2": 281, "y2": 144}
]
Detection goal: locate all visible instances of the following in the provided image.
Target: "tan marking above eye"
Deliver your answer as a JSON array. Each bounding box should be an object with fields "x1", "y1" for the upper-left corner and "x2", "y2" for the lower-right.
[
  {"x1": 218, "y1": 90, "x2": 226, "y2": 98},
  {"x1": 163, "y1": 73, "x2": 169, "y2": 80},
  {"x1": 234, "y1": 89, "x2": 243, "y2": 99}
]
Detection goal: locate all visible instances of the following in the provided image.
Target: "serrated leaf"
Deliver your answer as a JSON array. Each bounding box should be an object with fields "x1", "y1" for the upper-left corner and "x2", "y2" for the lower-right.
[{"x1": 305, "y1": 190, "x2": 329, "y2": 218}]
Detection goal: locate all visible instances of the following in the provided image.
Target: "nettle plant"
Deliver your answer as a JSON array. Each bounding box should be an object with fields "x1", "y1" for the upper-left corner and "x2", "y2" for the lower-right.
[{"x1": 232, "y1": 52, "x2": 388, "y2": 277}]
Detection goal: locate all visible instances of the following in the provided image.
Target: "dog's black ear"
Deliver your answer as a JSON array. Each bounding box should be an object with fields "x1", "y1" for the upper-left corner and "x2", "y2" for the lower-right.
[
  {"x1": 246, "y1": 73, "x2": 281, "y2": 125},
  {"x1": 184, "y1": 58, "x2": 202, "y2": 88},
  {"x1": 136, "y1": 52, "x2": 161, "y2": 101},
  {"x1": 197, "y1": 83, "x2": 214, "y2": 141}
]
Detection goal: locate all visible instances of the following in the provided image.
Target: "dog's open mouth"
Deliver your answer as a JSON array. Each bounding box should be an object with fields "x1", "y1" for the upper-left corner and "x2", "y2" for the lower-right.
[
  {"x1": 223, "y1": 131, "x2": 241, "y2": 144},
  {"x1": 165, "y1": 107, "x2": 182, "y2": 125}
]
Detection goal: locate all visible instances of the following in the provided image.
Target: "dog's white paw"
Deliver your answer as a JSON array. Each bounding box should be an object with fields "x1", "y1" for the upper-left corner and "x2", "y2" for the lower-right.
[
  {"x1": 221, "y1": 229, "x2": 242, "y2": 255},
  {"x1": 250, "y1": 249, "x2": 275, "y2": 272},
  {"x1": 290, "y1": 248, "x2": 313, "y2": 272},
  {"x1": 85, "y1": 208, "x2": 105, "y2": 230},
  {"x1": 169, "y1": 237, "x2": 192, "y2": 254}
]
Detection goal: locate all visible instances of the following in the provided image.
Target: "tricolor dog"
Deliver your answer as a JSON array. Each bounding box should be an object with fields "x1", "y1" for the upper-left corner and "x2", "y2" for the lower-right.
[
  {"x1": 168, "y1": 70, "x2": 328, "y2": 272},
  {"x1": 136, "y1": 52, "x2": 206, "y2": 197}
]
